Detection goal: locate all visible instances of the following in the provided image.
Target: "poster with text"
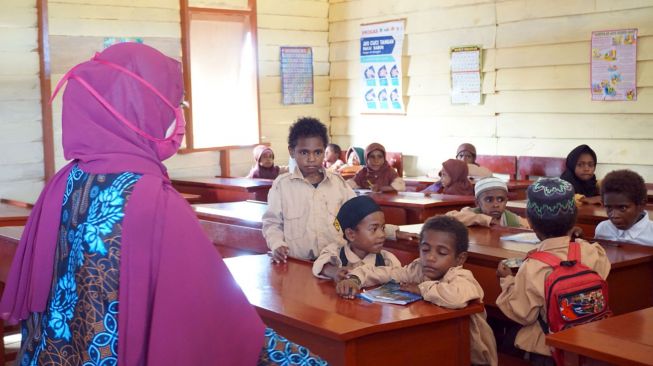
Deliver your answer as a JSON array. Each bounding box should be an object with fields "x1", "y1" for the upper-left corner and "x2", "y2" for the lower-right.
[
  {"x1": 450, "y1": 46, "x2": 482, "y2": 105},
  {"x1": 591, "y1": 29, "x2": 637, "y2": 101},
  {"x1": 281, "y1": 47, "x2": 314, "y2": 105},
  {"x1": 360, "y1": 20, "x2": 405, "y2": 114}
]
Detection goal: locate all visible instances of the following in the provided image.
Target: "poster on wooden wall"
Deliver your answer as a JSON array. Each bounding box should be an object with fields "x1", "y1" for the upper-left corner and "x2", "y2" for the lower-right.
[
  {"x1": 360, "y1": 19, "x2": 405, "y2": 114},
  {"x1": 450, "y1": 45, "x2": 482, "y2": 105},
  {"x1": 280, "y1": 47, "x2": 314, "y2": 105},
  {"x1": 591, "y1": 29, "x2": 637, "y2": 101}
]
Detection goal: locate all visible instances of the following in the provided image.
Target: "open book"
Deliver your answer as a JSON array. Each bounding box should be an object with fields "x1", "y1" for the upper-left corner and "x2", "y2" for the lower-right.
[
  {"x1": 500, "y1": 232, "x2": 540, "y2": 244},
  {"x1": 358, "y1": 281, "x2": 422, "y2": 305}
]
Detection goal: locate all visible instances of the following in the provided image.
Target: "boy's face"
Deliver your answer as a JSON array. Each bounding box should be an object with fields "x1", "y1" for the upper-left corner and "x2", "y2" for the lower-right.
[
  {"x1": 289, "y1": 136, "x2": 325, "y2": 177},
  {"x1": 456, "y1": 151, "x2": 474, "y2": 165},
  {"x1": 603, "y1": 192, "x2": 645, "y2": 230},
  {"x1": 325, "y1": 146, "x2": 338, "y2": 163},
  {"x1": 367, "y1": 150, "x2": 385, "y2": 171},
  {"x1": 259, "y1": 151, "x2": 274, "y2": 169},
  {"x1": 476, "y1": 189, "x2": 508, "y2": 219},
  {"x1": 419, "y1": 230, "x2": 467, "y2": 281},
  {"x1": 574, "y1": 153, "x2": 596, "y2": 181},
  {"x1": 345, "y1": 211, "x2": 386, "y2": 255}
]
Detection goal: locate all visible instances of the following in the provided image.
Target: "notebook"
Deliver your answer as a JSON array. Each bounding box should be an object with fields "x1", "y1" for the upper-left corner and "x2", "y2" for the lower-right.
[{"x1": 358, "y1": 281, "x2": 422, "y2": 305}]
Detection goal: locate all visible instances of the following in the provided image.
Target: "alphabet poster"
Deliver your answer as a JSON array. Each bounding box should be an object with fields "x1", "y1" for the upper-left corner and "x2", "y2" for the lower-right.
[
  {"x1": 280, "y1": 47, "x2": 314, "y2": 105},
  {"x1": 360, "y1": 20, "x2": 405, "y2": 114},
  {"x1": 591, "y1": 29, "x2": 637, "y2": 101}
]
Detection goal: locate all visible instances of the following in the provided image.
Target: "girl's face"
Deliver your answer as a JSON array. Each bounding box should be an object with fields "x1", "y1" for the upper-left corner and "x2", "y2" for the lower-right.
[
  {"x1": 259, "y1": 151, "x2": 274, "y2": 168},
  {"x1": 367, "y1": 150, "x2": 385, "y2": 171},
  {"x1": 348, "y1": 152, "x2": 360, "y2": 166},
  {"x1": 325, "y1": 146, "x2": 338, "y2": 163},
  {"x1": 440, "y1": 169, "x2": 452, "y2": 187},
  {"x1": 456, "y1": 151, "x2": 474, "y2": 165},
  {"x1": 574, "y1": 153, "x2": 596, "y2": 181}
]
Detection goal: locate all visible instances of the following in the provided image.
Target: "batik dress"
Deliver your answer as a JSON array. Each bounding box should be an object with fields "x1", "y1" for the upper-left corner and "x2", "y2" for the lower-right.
[{"x1": 19, "y1": 165, "x2": 141, "y2": 366}]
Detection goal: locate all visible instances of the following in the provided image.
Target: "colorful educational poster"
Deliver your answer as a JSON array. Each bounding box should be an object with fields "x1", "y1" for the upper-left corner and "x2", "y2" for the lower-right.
[
  {"x1": 360, "y1": 20, "x2": 405, "y2": 114},
  {"x1": 450, "y1": 46, "x2": 482, "y2": 105},
  {"x1": 280, "y1": 47, "x2": 314, "y2": 105},
  {"x1": 591, "y1": 29, "x2": 637, "y2": 101},
  {"x1": 103, "y1": 37, "x2": 143, "y2": 49}
]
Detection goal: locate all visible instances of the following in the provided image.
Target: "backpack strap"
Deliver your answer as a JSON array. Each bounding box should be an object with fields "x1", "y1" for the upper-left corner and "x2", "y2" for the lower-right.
[
  {"x1": 526, "y1": 250, "x2": 561, "y2": 268},
  {"x1": 374, "y1": 253, "x2": 385, "y2": 267},
  {"x1": 339, "y1": 246, "x2": 349, "y2": 267},
  {"x1": 567, "y1": 241, "x2": 581, "y2": 262}
]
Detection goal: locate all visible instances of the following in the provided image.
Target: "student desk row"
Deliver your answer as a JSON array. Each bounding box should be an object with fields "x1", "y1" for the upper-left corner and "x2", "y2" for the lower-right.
[
  {"x1": 0, "y1": 200, "x2": 32, "y2": 227},
  {"x1": 403, "y1": 177, "x2": 533, "y2": 200},
  {"x1": 171, "y1": 177, "x2": 273, "y2": 203},
  {"x1": 507, "y1": 200, "x2": 653, "y2": 238},
  {"x1": 546, "y1": 306, "x2": 653, "y2": 366},
  {"x1": 225, "y1": 254, "x2": 482, "y2": 366}
]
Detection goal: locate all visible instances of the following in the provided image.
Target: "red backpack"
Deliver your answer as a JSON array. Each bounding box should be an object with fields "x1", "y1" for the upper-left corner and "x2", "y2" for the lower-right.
[{"x1": 527, "y1": 242, "x2": 612, "y2": 365}]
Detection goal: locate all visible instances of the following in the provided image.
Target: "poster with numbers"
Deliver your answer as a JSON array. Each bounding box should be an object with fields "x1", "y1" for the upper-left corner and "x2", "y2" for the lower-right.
[
  {"x1": 450, "y1": 45, "x2": 482, "y2": 105},
  {"x1": 280, "y1": 47, "x2": 314, "y2": 105},
  {"x1": 591, "y1": 29, "x2": 637, "y2": 101},
  {"x1": 360, "y1": 19, "x2": 405, "y2": 114}
]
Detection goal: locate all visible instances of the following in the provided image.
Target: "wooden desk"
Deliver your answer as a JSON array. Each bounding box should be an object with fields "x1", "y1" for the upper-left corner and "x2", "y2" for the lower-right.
[
  {"x1": 224, "y1": 254, "x2": 483, "y2": 366},
  {"x1": 648, "y1": 189, "x2": 652, "y2": 204},
  {"x1": 404, "y1": 176, "x2": 438, "y2": 192},
  {"x1": 367, "y1": 192, "x2": 475, "y2": 225},
  {"x1": 546, "y1": 307, "x2": 653, "y2": 366},
  {"x1": 0, "y1": 226, "x2": 21, "y2": 282},
  {"x1": 0, "y1": 202, "x2": 31, "y2": 227},
  {"x1": 193, "y1": 201, "x2": 266, "y2": 229},
  {"x1": 171, "y1": 177, "x2": 273, "y2": 203},
  {"x1": 387, "y1": 226, "x2": 653, "y2": 316},
  {"x1": 403, "y1": 178, "x2": 532, "y2": 199},
  {"x1": 180, "y1": 192, "x2": 202, "y2": 204},
  {"x1": 507, "y1": 200, "x2": 653, "y2": 238}
]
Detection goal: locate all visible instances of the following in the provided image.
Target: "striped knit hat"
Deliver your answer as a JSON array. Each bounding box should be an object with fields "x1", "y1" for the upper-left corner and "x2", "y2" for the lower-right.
[{"x1": 526, "y1": 177, "x2": 576, "y2": 219}]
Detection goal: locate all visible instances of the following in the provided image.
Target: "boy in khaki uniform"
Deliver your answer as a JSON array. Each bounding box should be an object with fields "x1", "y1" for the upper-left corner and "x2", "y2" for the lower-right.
[
  {"x1": 496, "y1": 178, "x2": 610, "y2": 365},
  {"x1": 336, "y1": 216, "x2": 498, "y2": 366}
]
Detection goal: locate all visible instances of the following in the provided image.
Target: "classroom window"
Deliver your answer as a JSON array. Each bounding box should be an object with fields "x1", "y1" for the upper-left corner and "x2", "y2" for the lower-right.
[{"x1": 181, "y1": 1, "x2": 260, "y2": 150}]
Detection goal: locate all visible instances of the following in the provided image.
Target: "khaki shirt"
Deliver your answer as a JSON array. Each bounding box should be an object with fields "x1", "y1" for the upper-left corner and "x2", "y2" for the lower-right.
[
  {"x1": 350, "y1": 262, "x2": 498, "y2": 366},
  {"x1": 262, "y1": 167, "x2": 356, "y2": 260},
  {"x1": 446, "y1": 207, "x2": 530, "y2": 229},
  {"x1": 496, "y1": 236, "x2": 611, "y2": 356},
  {"x1": 312, "y1": 242, "x2": 401, "y2": 279}
]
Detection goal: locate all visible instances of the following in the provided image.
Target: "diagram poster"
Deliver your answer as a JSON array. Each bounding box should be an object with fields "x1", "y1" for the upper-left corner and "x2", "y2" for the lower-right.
[
  {"x1": 360, "y1": 19, "x2": 405, "y2": 114},
  {"x1": 450, "y1": 45, "x2": 482, "y2": 105},
  {"x1": 280, "y1": 47, "x2": 314, "y2": 105},
  {"x1": 591, "y1": 29, "x2": 637, "y2": 101}
]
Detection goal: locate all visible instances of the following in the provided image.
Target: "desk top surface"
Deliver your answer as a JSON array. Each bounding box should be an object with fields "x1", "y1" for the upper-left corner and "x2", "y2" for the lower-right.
[
  {"x1": 193, "y1": 201, "x2": 267, "y2": 226},
  {"x1": 366, "y1": 192, "x2": 475, "y2": 208},
  {"x1": 0, "y1": 202, "x2": 32, "y2": 222},
  {"x1": 224, "y1": 254, "x2": 482, "y2": 341},
  {"x1": 171, "y1": 177, "x2": 274, "y2": 190},
  {"x1": 546, "y1": 307, "x2": 653, "y2": 365}
]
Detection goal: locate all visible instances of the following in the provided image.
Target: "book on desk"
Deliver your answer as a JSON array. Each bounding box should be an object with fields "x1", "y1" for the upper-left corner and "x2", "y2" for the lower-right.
[{"x1": 358, "y1": 281, "x2": 423, "y2": 305}]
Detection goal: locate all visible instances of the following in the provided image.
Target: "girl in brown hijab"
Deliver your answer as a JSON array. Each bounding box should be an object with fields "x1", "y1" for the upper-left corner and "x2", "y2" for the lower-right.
[
  {"x1": 348, "y1": 143, "x2": 406, "y2": 192},
  {"x1": 440, "y1": 159, "x2": 475, "y2": 195}
]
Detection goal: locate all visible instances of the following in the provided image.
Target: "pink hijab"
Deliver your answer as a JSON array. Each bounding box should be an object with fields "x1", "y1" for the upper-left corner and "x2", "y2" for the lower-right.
[
  {"x1": 247, "y1": 144, "x2": 280, "y2": 179},
  {"x1": 0, "y1": 43, "x2": 264, "y2": 365}
]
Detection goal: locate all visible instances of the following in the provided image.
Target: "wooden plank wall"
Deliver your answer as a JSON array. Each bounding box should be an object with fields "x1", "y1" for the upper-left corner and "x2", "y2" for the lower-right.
[
  {"x1": 0, "y1": 1, "x2": 44, "y2": 202},
  {"x1": 329, "y1": 0, "x2": 653, "y2": 181}
]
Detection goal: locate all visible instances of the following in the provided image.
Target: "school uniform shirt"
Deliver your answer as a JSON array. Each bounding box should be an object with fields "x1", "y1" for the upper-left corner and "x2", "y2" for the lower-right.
[
  {"x1": 446, "y1": 207, "x2": 530, "y2": 229},
  {"x1": 595, "y1": 211, "x2": 653, "y2": 246},
  {"x1": 262, "y1": 166, "x2": 356, "y2": 260},
  {"x1": 496, "y1": 236, "x2": 611, "y2": 356},
  {"x1": 312, "y1": 242, "x2": 401, "y2": 279},
  {"x1": 347, "y1": 176, "x2": 406, "y2": 192},
  {"x1": 349, "y1": 261, "x2": 498, "y2": 366}
]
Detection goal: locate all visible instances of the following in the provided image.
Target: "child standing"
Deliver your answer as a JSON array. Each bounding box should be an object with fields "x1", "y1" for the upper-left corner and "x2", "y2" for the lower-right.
[
  {"x1": 246, "y1": 145, "x2": 287, "y2": 179},
  {"x1": 262, "y1": 117, "x2": 356, "y2": 262},
  {"x1": 423, "y1": 159, "x2": 474, "y2": 196},
  {"x1": 312, "y1": 196, "x2": 402, "y2": 280},
  {"x1": 560, "y1": 144, "x2": 601, "y2": 205},
  {"x1": 348, "y1": 143, "x2": 406, "y2": 192},
  {"x1": 496, "y1": 178, "x2": 610, "y2": 364},
  {"x1": 595, "y1": 169, "x2": 653, "y2": 246},
  {"x1": 323, "y1": 143, "x2": 345, "y2": 172},
  {"x1": 446, "y1": 177, "x2": 529, "y2": 228},
  {"x1": 336, "y1": 216, "x2": 498, "y2": 366},
  {"x1": 338, "y1": 146, "x2": 365, "y2": 175}
]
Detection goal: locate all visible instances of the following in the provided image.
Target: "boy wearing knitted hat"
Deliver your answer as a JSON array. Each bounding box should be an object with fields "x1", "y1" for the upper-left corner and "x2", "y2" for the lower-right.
[
  {"x1": 312, "y1": 195, "x2": 402, "y2": 280},
  {"x1": 445, "y1": 177, "x2": 529, "y2": 228},
  {"x1": 496, "y1": 178, "x2": 610, "y2": 363}
]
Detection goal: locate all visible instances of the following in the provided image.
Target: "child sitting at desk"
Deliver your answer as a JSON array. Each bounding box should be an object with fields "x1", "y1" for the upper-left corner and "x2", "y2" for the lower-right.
[
  {"x1": 560, "y1": 144, "x2": 601, "y2": 205},
  {"x1": 263, "y1": 117, "x2": 356, "y2": 262},
  {"x1": 595, "y1": 169, "x2": 653, "y2": 246},
  {"x1": 313, "y1": 195, "x2": 402, "y2": 280},
  {"x1": 323, "y1": 143, "x2": 345, "y2": 172},
  {"x1": 422, "y1": 159, "x2": 474, "y2": 196},
  {"x1": 496, "y1": 178, "x2": 610, "y2": 364},
  {"x1": 456, "y1": 142, "x2": 493, "y2": 179},
  {"x1": 338, "y1": 146, "x2": 365, "y2": 175},
  {"x1": 348, "y1": 143, "x2": 406, "y2": 192},
  {"x1": 246, "y1": 145, "x2": 288, "y2": 179},
  {"x1": 336, "y1": 216, "x2": 498, "y2": 366},
  {"x1": 446, "y1": 177, "x2": 530, "y2": 228}
]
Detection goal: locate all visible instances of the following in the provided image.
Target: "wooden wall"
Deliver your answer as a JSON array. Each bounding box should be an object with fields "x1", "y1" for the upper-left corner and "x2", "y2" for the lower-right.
[
  {"x1": 0, "y1": 1, "x2": 44, "y2": 202},
  {"x1": 329, "y1": 0, "x2": 653, "y2": 180}
]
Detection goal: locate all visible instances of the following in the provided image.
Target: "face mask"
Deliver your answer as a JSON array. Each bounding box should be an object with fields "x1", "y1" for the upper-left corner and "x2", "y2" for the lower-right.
[{"x1": 51, "y1": 53, "x2": 186, "y2": 161}]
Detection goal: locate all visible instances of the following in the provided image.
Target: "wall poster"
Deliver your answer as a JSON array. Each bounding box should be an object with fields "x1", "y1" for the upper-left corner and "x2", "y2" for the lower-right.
[
  {"x1": 591, "y1": 29, "x2": 637, "y2": 101},
  {"x1": 450, "y1": 45, "x2": 482, "y2": 105},
  {"x1": 280, "y1": 46, "x2": 314, "y2": 105}
]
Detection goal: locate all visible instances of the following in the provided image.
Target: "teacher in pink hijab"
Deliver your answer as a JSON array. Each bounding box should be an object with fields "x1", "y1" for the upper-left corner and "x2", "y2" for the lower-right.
[{"x1": 0, "y1": 43, "x2": 325, "y2": 365}]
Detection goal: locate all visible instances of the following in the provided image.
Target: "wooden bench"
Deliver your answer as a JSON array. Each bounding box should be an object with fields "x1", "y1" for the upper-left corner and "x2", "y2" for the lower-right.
[
  {"x1": 517, "y1": 156, "x2": 566, "y2": 180},
  {"x1": 476, "y1": 155, "x2": 517, "y2": 179}
]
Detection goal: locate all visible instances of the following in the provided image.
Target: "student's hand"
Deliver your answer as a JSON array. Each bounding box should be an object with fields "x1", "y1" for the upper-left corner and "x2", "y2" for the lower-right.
[
  {"x1": 396, "y1": 230, "x2": 418, "y2": 241},
  {"x1": 335, "y1": 268, "x2": 350, "y2": 282},
  {"x1": 423, "y1": 191, "x2": 432, "y2": 197},
  {"x1": 569, "y1": 226, "x2": 584, "y2": 239},
  {"x1": 489, "y1": 217, "x2": 500, "y2": 226},
  {"x1": 399, "y1": 283, "x2": 420, "y2": 295},
  {"x1": 496, "y1": 262, "x2": 512, "y2": 278},
  {"x1": 336, "y1": 277, "x2": 361, "y2": 299},
  {"x1": 271, "y1": 246, "x2": 289, "y2": 264},
  {"x1": 371, "y1": 184, "x2": 381, "y2": 193}
]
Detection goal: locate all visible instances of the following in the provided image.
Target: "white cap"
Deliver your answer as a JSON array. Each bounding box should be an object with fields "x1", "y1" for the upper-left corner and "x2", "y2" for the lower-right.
[{"x1": 474, "y1": 177, "x2": 508, "y2": 198}]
